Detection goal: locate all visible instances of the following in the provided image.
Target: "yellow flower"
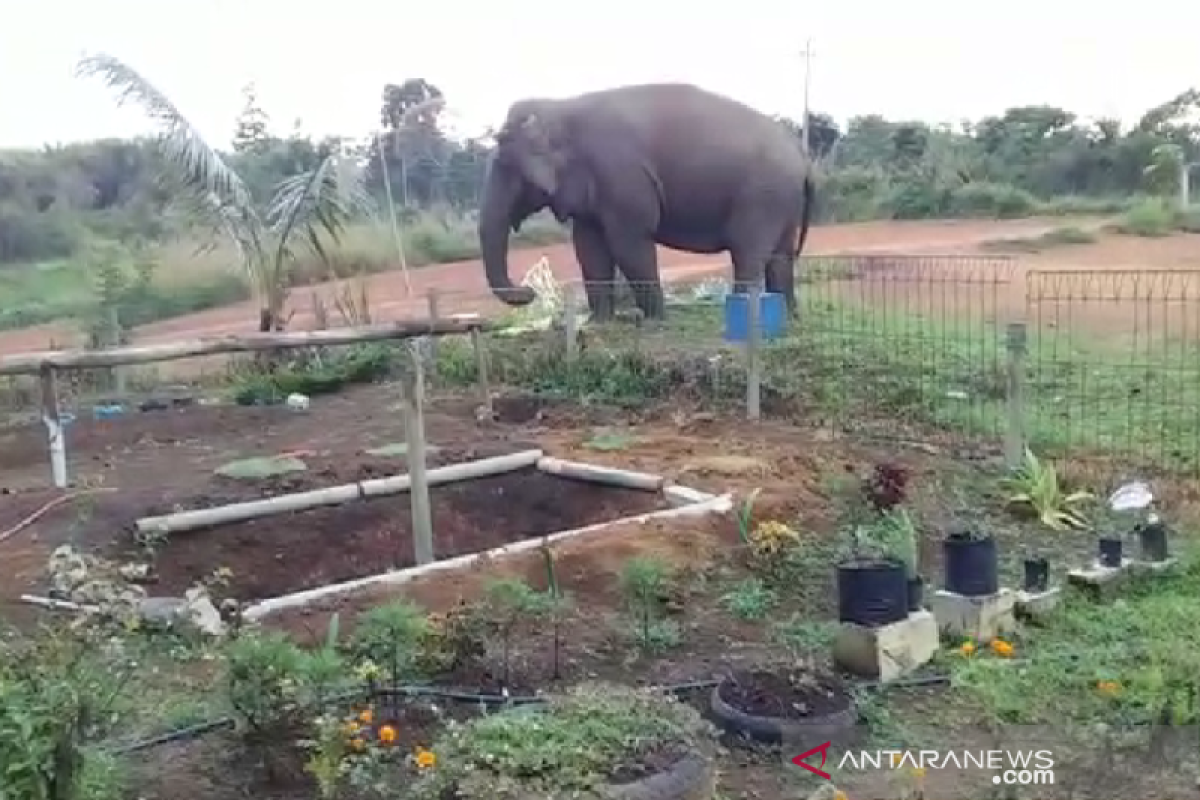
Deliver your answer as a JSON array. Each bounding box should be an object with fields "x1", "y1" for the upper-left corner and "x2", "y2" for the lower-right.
[
  {"x1": 359, "y1": 708, "x2": 374, "y2": 725},
  {"x1": 833, "y1": 791, "x2": 848, "y2": 800},
  {"x1": 960, "y1": 641, "x2": 976, "y2": 656},
  {"x1": 911, "y1": 766, "x2": 927, "y2": 779},
  {"x1": 350, "y1": 737, "x2": 366, "y2": 752},
  {"x1": 1097, "y1": 680, "x2": 1121, "y2": 697},
  {"x1": 991, "y1": 639, "x2": 1015, "y2": 658},
  {"x1": 342, "y1": 720, "x2": 360, "y2": 737},
  {"x1": 378, "y1": 725, "x2": 398, "y2": 745},
  {"x1": 415, "y1": 748, "x2": 437, "y2": 770}
]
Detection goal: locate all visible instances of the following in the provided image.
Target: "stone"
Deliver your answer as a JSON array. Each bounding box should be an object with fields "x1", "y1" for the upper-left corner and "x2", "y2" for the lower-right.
[
  {"x1": 929, "y1": 588, "x2": 1016, "y2": 642},
  {"x1": 138, "y1": 591, "x2": 226, "y2": 637},
  {"x1": 1067, "y1": 559, "x2": 1133, "y2": 600},
  {"x1": 832, "y1": 610, "x2": 939, "y2": 683},
  {"x1": 1014, "y1": 586, "x2": 1061, "y2": 620}
]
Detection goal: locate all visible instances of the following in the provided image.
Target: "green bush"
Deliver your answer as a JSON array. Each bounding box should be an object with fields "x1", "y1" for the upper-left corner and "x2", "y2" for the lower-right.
[
  {"x1": 1117, "y1": 198, "x2": 1178, "y2": 237},
  {"x1": 946, "y1": 182, "x2": 1040, "y2": 219}
]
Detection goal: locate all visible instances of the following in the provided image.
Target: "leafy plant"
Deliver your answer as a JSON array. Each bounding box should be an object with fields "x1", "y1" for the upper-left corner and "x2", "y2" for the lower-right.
[
  {"x1": 405, "y1": 683, "x2": 715, "y2": 800},
  {"x1": 720, "y1": 578, "x2": 777, "y2": 621},
  {"x1": 1002, "y1": 448, "x2": 1093, "y2": 530},
  {"x1": 735, "y1": 488, "x2": 763, "y2": 545},
  {"x1": 346, "y1": 601, "x2": 430, "y2": 686},
  {"x1": 479, "y1": 578, "x2": 550, "y2": 687},
  {"x1": 617, "y1": 556, "x2": 681, "y2": 653}
]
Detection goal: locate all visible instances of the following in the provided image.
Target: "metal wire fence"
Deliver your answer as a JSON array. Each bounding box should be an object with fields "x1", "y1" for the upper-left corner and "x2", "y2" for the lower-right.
[{"x1": 424, "y1": 256, "x2": 1200, "y2": 473}]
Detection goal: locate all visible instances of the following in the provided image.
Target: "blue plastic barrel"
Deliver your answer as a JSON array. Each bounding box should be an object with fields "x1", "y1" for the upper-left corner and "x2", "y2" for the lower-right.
[{"x1": 723, "y1": 292, "x2": 786, "y2": 342}]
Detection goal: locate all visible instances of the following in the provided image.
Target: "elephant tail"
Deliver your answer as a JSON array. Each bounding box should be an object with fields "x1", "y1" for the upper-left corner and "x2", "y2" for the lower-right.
[{"x1": 794, "y1": 175, "x2": 815, "y2": 257}]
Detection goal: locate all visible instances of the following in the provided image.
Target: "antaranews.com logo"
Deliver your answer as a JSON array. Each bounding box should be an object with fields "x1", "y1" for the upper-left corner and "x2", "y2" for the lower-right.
[{"x1": 792, "y1": 742, "x2": 1055, "y2": 787}]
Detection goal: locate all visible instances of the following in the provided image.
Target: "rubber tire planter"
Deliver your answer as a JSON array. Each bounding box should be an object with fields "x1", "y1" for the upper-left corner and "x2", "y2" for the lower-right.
[
  {"x1": 943, "y1": 534, "x2": 999, "y2": 597},
  {"x1": 709, "y1": 680, "x2": 857, "y2": 746},
  {"x1": 836, "y1": 560, "x2": 908, "y2": 626},
  {"x1": 601, "y1": 753, "x2": 716, "y2": 800}
]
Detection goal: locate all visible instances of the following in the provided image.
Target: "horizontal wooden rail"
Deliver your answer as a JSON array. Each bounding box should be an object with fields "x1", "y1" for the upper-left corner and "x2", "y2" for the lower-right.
[{"x1": 0, "y1": 315, "x2": 488, "y2": 376}]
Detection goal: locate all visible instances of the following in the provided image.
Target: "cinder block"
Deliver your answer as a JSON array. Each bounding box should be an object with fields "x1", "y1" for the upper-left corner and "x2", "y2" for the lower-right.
[
  {"x1": 1014, "y1": 586, "x2": 1061, "y2": 621},
  {"x1": 832, "y1": 610, "x2": 938, "y2": 683},
  {"x1": 1067, "y1": 559, "x2": 1132, "y2": 600},
  {"x1": 929, "y1": 588, "x2": 1016, "y2": 642},
  {"x1": 1128, "y1": 557, "x2": 1179, "y2": 577}
]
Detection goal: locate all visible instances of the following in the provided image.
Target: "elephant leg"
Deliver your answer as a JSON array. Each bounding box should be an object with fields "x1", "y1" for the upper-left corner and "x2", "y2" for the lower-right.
[
  {"x1": 572, "y1": 220, "x2": 617, "y2": 320},
  {"x1": 728, "y1": 208, "x2": 787, "y2": 303},
  {"x1": 602, "y1": 223, "x2": 665, "y2": 319},
  {"x1": 767, "y1": 228, "x2": 799, "y2": 318}
]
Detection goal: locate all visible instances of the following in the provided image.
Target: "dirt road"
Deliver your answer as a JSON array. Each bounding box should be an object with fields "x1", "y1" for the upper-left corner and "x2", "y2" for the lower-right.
[{"x1": 0, "y1": 217, "x2": 1094, "y2": 356}]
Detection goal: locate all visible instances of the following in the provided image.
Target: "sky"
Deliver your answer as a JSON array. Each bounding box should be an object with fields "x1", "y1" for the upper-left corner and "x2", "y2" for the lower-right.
[{"x1": 1, "y1": 1, "x2": 1197, "y2": 150}]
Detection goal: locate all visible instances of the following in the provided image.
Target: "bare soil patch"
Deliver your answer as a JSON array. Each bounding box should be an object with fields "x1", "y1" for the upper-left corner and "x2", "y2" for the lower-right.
[{"x1": 144, "y1": 466, "x2": 667, "y2": 601}]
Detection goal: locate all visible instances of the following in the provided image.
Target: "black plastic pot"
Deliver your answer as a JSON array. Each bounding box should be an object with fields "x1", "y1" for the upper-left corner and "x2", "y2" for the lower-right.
[
  {"x1": 1098, "y1": 537, "x2": 1123, "y2": 568},
  {"x1": 1137, "y1": 521, "x2": 1169, "y2": 562},
  {"x1": 943, "y1": 533, "x2": 998, "y2": 597},
  {"x1": 907, "y1": 576, "x2": 924, "y2": 612},
  {"x1": 836, "y1": 560, "x2": 908, "y2": 627},
  {"x1": 1022, "y1": 557, "x2": 1049, "y2": 593}
]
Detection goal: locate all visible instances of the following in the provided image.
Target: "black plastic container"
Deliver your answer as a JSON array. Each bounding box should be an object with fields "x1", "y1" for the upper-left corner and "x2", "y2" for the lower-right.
[
  {"x1": 907, "y1": 576, "x2": 925, "y2": 612},
  {"x1": 1022, "y1": 557, "x2": 1049, "y2": 593},
  {"x1": 1137, "y1": 521, "x2": 1169, "y2": 562},
  {"x1": 943, "y1": 532, "x2": 999, "y2": 597},
  {"x1": 837, "y1": 560, "x2": 908, "y2": 627},
  {"x1": 1098, "y1": 536, "x2": 1123, "y2": 568}
]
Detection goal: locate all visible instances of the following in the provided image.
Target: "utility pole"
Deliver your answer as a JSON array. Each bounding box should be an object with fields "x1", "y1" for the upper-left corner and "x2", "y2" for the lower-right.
[{"x1": 800, "y1": 38, "x2": 814, "y2": 157}]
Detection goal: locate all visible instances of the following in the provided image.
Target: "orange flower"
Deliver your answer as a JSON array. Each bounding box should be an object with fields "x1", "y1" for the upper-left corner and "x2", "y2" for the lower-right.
[
  {"x1": 991, "y1": 639, "x2": 1015, "y2": 658},
  {"x1": 415, "y1": 748, "x2": 437, "y2": 770},
  {"x1": 350, "y1": 737, "x2": 366, "y2": 752},
  {"x1": 378, "y1": 725, "x2": 398, "y2": 745},
  {"x1": 358, "y1": 708, "x2": 374, "y2": 725},
  {"x1": 1097, "y1": 680, "x2": 1121, "y2": 697},
  {"x1": 960, "y1": 641, "x2": 976, "y2": 657},
  {"x1": 342, "y1": 720, "x2": 360, "y2": 737},
  {"x1": 833, "y1": 791, "x2": 848, "y2": 800}
]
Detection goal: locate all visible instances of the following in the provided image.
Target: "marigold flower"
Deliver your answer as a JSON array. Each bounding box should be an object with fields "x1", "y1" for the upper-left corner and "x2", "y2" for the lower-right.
[
  {"x1": 358, "y1": 708, "x2": 374, "y2": 725},
  {"x1": 960, "y1": 641, "x2": 976, "y2": 656},
  {"x1": 350, "y1": 737, "x2": 366, "y2": 751},
  {"x1": 378, "y1": 725, "x2": 398, "y2": 745},
  {"x1": 990, "y1": 639, "x2": 1015, "y2": 658},
  {"x1": 833, "y1": 791, "x2": 848, "y2": 800},
  {"x1": 342, "y1": 720, "x2": 360, "y2": 737},
  {"x1": 415, "y1": 748, "x2": 437, "y2": 769}
]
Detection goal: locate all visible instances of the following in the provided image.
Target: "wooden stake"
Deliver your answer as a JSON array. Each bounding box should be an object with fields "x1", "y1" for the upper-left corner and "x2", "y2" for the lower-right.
[
  {"x1": 399, "y1": 343, "x2": 434, "y2": 566},
  {"x1": 39, "y1": 366, "x2": 67, "y2": 488}
]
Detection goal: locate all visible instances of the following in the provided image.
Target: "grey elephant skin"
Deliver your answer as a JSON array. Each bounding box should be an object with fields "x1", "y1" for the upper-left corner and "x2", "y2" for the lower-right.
[{"x1": 477, "y1": 82, "x2": 816, "y2": 320}]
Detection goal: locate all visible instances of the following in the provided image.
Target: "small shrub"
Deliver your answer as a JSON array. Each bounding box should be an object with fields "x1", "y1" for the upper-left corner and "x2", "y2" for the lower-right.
[
  {"x1": 346, "y1": 601, "x2": 430, "y2": 685},
  {"x1": 720, "y1": 577, "x2": 777, "y2": 621},
  {"x1": 946, "y1": 182, "x2": 1039, "y2": 219},
  {"x1": 406, "y1": 683, "x2": 715, "y2": 799},
  {"x1": 1117, "y1": 198, "x2": 1176, "y2": 237},
  {"x1": 618, "y1": 556, "x2": 681, "y2": 653},
  {"x1": 478, "y1": 578, "x2": 551, "y2": 687},
  {"x1": 1001, "y1": 448, "x2": 1093, "y2": 530}
]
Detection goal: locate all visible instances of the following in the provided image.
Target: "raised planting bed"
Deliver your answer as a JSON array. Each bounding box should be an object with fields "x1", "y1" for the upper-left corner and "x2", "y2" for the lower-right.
[
  {"x1": 122, "y1": 449, "x2": 727, "y2": 617},
  {"x1": 710, "y1": 668, "x2": 856, "y2": 744}
]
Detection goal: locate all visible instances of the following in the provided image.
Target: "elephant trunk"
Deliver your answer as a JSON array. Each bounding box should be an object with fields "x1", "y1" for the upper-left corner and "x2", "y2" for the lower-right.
[{"x1": 478, "y1": 163, "x2": 536, "y2": 307}]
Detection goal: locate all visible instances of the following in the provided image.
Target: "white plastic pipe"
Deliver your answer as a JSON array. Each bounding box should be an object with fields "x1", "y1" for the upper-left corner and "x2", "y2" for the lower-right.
[
  {"x1": 243, "y1": 490, "x2": 733, "y2": 620},
  {"x1": 537, "y1": 456, "x2": 665, "y2": 492},
  {"x1": 135, "y1": 449, "x2": 544, "y2": 535}
]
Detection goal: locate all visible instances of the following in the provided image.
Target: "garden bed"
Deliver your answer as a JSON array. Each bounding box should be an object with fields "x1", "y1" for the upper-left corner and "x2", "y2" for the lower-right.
[{"x1": 144, "y1": 465, "x2": 675, "y2": 601}]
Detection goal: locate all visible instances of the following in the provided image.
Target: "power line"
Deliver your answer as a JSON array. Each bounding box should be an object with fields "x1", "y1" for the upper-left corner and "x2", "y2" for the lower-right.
[{"x1": 800, "y1": 39, "x2": 815, "y2": 157}]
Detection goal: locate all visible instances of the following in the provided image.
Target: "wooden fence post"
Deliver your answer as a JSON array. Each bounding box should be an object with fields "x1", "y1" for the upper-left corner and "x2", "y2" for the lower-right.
[
  {"x1": 746, "y1": 284, "x2": 762, "y2": 421},
  {"x1": 425, "y1": 289, "x2": 440, "y2": 369},
  {"x1": 40, "y1": 365, "x2": 67, "y2": 488},
  {"x1": 108, "y1": 306, "x2": 126, "y2": 396},
  {"x1": 562, "y1": 284, "x2": 578, "y2": 362},
  {"x1": 470, "y1": 326, "x2": 493, "y2": 419},
  {"x1": 1004, "y1": 322, "x2": 1028, "y2": 469},
  {"x1": 399, "y1": 343, "x2": 433, "y2": 566}
]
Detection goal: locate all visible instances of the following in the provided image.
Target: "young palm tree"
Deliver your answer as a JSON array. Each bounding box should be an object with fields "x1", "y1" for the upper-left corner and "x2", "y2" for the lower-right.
[{"x1": 76, "y1": 53, "x2": 376, "y2": 332}]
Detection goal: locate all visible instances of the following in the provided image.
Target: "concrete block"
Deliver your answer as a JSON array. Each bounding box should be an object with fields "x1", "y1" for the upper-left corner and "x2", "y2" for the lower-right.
[
  {"x1": 1014, "y1": 586, "x2": 1061, "y2": 621},
  {"x1": 1128, "y1": 557, "x2": 1179, "y2": 577},
  {"x1": 832, "y1": 610, "x2": 938, "y2": 683},
  {"x1": 1067, "y1": 559, "x2": 1132, "y2": 600},
  {"x1": 929, "y1": 588, "x2": 1016, "y2": 642}
]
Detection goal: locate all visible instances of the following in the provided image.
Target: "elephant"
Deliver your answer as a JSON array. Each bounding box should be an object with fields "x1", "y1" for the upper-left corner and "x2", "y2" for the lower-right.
[{"x1": 477, "y1": 82, "x2": 816, "y2": 321}]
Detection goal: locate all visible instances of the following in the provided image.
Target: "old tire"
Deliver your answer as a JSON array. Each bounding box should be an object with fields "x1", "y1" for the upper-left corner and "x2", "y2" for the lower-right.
[
  {"x1": 709, "y1": 682, "x2": 856, "y2": 745},
  {"x1": 601, "y1": 753, "x2": 716, "y2": 800}
]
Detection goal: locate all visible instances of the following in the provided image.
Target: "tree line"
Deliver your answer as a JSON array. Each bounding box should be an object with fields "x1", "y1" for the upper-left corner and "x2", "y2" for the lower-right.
[{"x1": 1, "y1": 76, "x2": 1197, "y2": 267}]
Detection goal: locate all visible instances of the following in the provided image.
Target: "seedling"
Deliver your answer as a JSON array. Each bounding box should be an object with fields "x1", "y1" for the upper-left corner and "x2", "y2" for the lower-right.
[
  {"x1": 618, "y1": 556, "x2": 681, "y2": 653},
  {"x1": 480, "y1": 577, "x2": 550, "y2": 687},
  {"x1": 720, "y1": 577, "x2": 777, "y2": 621},
  {"x1": 735, "y1": 487, "x2": 763, "y2": 545},
  {"x1": 539, "y1": 543, "x2": 575, "y2": 679},
  {"x1": 1002, "y1": 448, "x2": 1093, "y2": 530}
]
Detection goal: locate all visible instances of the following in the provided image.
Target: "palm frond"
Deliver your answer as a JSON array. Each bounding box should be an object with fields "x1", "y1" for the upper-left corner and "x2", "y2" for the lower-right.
[
  {"x1": 266, "y1": 152, "x2": 376, "y2": 276},
  {"x1": 76, "y1": 53, "x2": 260, "y2": 235}
]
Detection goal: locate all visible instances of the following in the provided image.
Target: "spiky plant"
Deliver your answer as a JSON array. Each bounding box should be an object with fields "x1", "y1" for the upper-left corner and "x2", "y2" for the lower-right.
[{"x1": 76, "y1": 53, "x2": 376, "y2": 332}]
